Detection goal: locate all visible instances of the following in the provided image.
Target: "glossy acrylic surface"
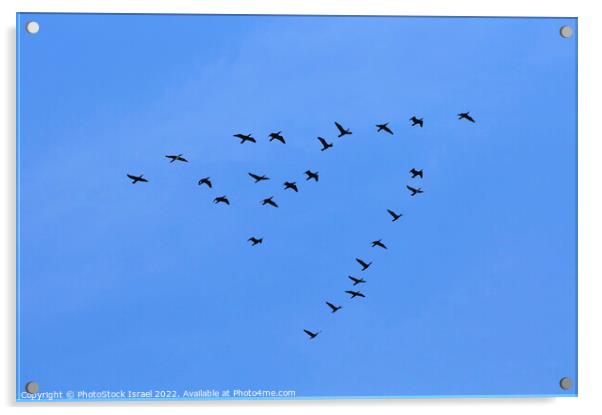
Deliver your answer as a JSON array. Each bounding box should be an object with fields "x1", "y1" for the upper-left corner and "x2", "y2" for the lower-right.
[{"x1": 16, "y1": 13, "x2": 577, "y2": 401}]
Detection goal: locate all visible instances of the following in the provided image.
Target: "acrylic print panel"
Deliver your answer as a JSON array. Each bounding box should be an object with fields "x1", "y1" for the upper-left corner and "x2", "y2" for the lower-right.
[{"x1": 16, "y1": 13, "x2": 577, "y2": 401}]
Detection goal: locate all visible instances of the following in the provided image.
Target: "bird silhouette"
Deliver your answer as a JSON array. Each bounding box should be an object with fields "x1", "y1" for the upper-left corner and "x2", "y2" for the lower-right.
[
  {"x1": 345, "y1": 290, "x2": 366, "y2": 299},
  {"x1": 262, "y1": 197, "x2": 279, "y2": 208},
  {"x1": 355, "y1": 258, "x2": 372, "y2": 271},
  {"x1": 165, "y1": 154, "x2": 188, "y2": 163},
  {"x1": 303, "y1": 329, "x2": 321, "y2": 339},
  {"x1": 127, "y1": 174, "x2": 148, "y2": 184},
  {"x1": 410, "y1": 116, "x2": 424, "y2": 127},
  {"x1": 214, "y1": 195, "x2": 230, "y2": 205},
  {"x1": 305, "y1": 170, "x2": 319, "y2": 182},
  {"x1": 406, "y1": 185, "x2": 424, "y2": 196},
  {"x1": 317, "y1": 136, "x2": 333, "y2": 151},
  {"x1": 248, "y1": 237, "x2": 263, "y2": 246},
  {"x1": 325, "y1": 301, "x2": 342, "y2": 313},
  {"x1": 248, "y1": 172, "x2": 270, "y2": 183},
  {"x1": 410, "y1": 168, "x2": 423, "y2": 179},
  {"x1": 348, "y1": 275, "x2": 366, "y2": 286},
  {"x1": 458, "y1": 112, "x2": 476, "y2": 123},
  {"x1": 371, "y1": 239, "x2": 388, "y2": 249},
  {"x1": 387, "y1": 209, "x2": 402, "y2": 222},
  {"x1": 284, "y1": 181, "x2": 298, "y2": 192},
  {"x1": 335, "y1": 122, "x2": 352, "y2": 137},
  {"x1": 269, "y1": 131, "x2": 286, "y2": 143},
  {"x1": 233, "y1": 133, "x2": 256, "y2": 144},
  {"x1": 376, "y1": 123, "x2": 394, "y2": 134},
  {"x1": 198, "y1": 177, "x2": 212, "y2": 188}
]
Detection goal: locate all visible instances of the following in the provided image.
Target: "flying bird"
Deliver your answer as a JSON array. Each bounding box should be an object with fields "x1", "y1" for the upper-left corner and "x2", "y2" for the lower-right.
[
  {"x1": 410, "y1": 168, "x2": 423, "y2": 179},
  {"x1": 371, "y1": 239, "x2": 388, "y2": 249},
  {"x1": 335, "y1": 122, "x2": 352, "y2": 137},
  {"x1": 458, "y1": 112, "x2": 476, "y2": 123},
  {"x1": 355, "y1": 258, "x2": 372, "y2": 271},
  {"x1": 387, "y1": 209, "x2": 402, "y2": 222},
  {"x1": 269, "y1": 131, "x2": 286, "y2": 144},
  {"x1": 376, "y1": 123, "x2": 394, "y2": 134},
  {"x1": 165, "y1": 154, "x2": 188, "y2": 163},
  {"x1": 248, "y1": 172, "x2": 270, "y2": 183},
  {"x1": 233, "y1": 133, "x2": 256, "y2": 144},
  {"x1": 198, "y1": 177, "x2": 212, "y2": 188},
  {"x1": 262, "y1": 197, "x2": 279, "y2": 208},
  {"x1": 317, "y1": 136, "x2": 333, "y2": 151},
  {"x1": 406, "y1": 185, "x2": 424, "y2": 196},
  {"x1": 214, "y1": 195, "x2": 230, "y2": 205},
  {"x1": 284, "y1": 181, "x2": 298, "y2": 192},
  {"x1": 345, "y1": 290, "x2": 366, "y2": 299},
  {"x1": 303, "y1": 329, "x2": 321, "y2": 339},
  {"x1": 248, "y1": 237, "x2": 263, "y2": 246},
  {"x1": 410, "y1": 116, "x2": 424, "y2": 127},
  {"x1": 348, "y1": 275, "x2": 366, "y2": 286},
  {"x1": 325, "y1": 301, "x2": 342, "y2": 313},
  {"x1": 305, "y1": 170, "x2": 319, "y2": 182},
  {"x1": 127, "y1": 174, "x2": 148, "y2": 184}
]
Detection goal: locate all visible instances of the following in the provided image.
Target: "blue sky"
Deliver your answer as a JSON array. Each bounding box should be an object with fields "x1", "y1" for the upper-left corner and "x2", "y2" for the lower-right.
[{"x1": 17, "y1": 14, "x2": 577, "y2": 399}]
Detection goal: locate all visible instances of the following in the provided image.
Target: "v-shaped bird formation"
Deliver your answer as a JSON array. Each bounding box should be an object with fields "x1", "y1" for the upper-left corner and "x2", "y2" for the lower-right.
[{"x1": 126, "y1": 113, "x2": 476, "y2": 341}]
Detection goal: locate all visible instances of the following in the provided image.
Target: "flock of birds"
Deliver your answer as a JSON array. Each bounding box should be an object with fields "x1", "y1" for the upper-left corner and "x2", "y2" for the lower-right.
[{"x1": 126, "y1": 112, "x2": 477, "y2": 340}]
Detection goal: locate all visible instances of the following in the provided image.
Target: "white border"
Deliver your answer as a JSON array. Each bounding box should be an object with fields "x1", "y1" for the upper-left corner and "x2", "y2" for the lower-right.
[{"x1": 2, "y1": 1, "x2": 601, "y2": 414}]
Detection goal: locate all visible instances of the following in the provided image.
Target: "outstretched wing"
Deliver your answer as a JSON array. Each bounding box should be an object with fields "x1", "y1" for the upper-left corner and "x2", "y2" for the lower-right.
[
  {"x1": 407, "y1": 185, "x2": 417, "y2": 192},
  {"x1": 387, "y1": 209, "x2": 401, "y2": 219},
  {"x1": 335, "y1": 122, "x2": 345, "y2": 134},
  {"x1": 303, "y1": 329, "x2": 315, "y2": 337},
  {"x1": 317, "y1": 137, "x2": 329, "y2": 147},
  {"x1": 356, "y1": 258, "x2": 368, "y2": 268},
  {"x1": 248, "y1": 172, "x2": 260, "y2": 181},
  {"x1": 325, "y1": 302, "x2": 336, "y2": 311},
  {"x1": 286, "y1": 182, "x2": 299, "y2": 192}
]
